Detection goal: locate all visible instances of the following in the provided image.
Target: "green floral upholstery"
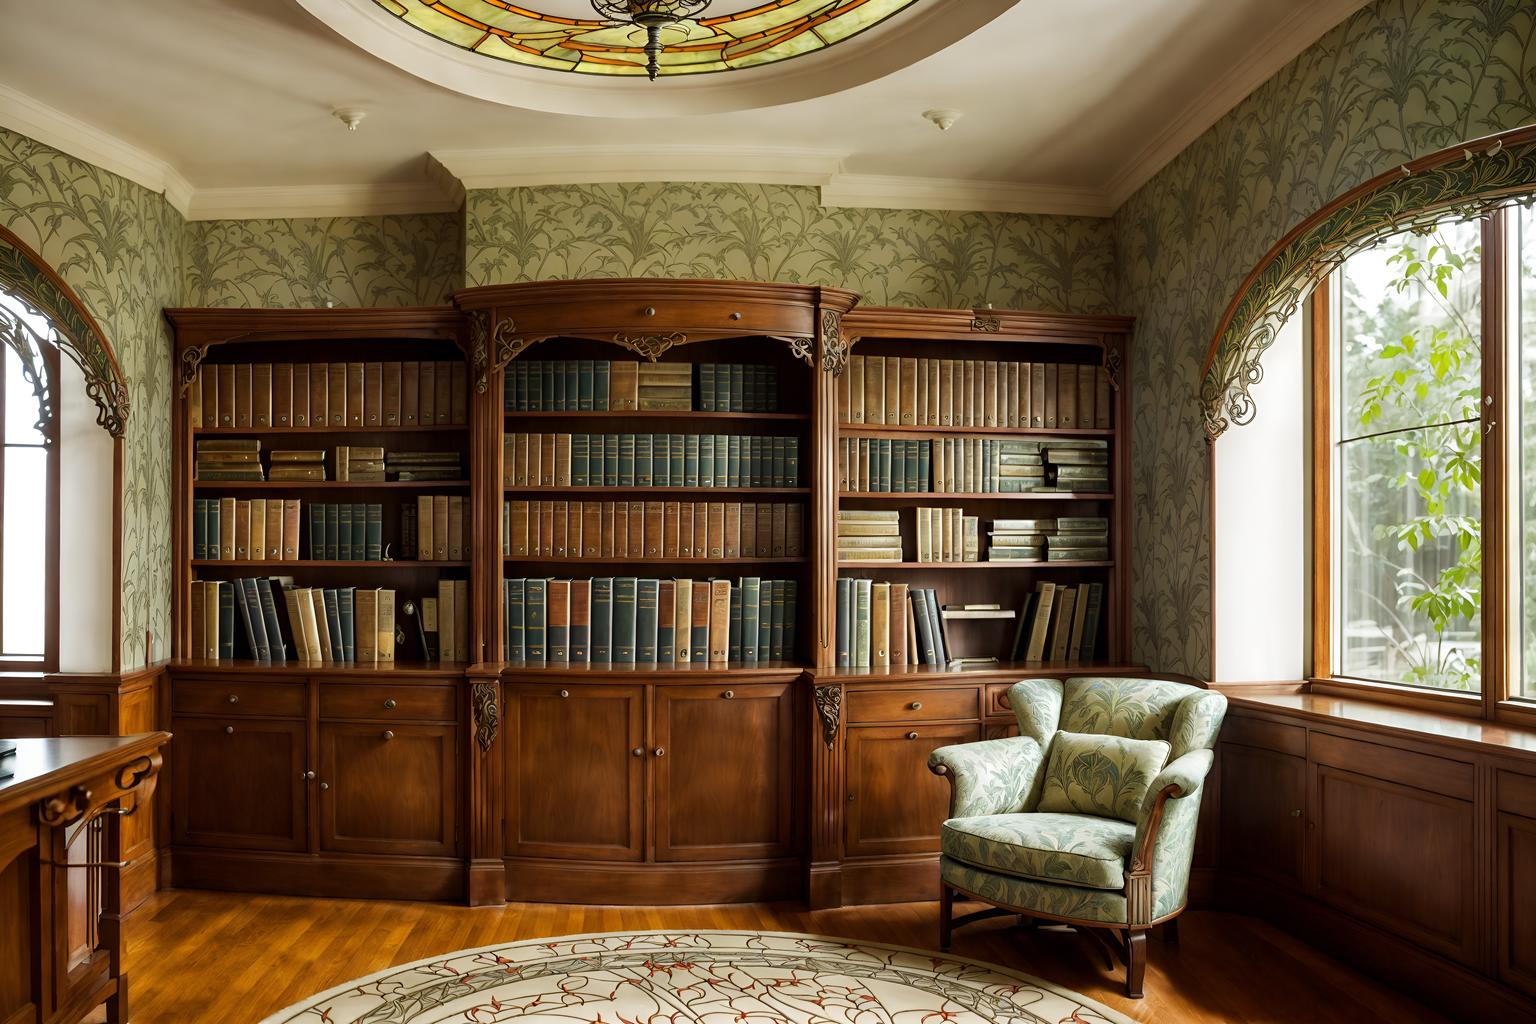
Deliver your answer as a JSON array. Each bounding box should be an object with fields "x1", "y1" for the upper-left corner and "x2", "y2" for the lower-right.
[
  {"x1": 1038, "y1": 731, "x2": 1171, "y2": 822},
  {"x1": 941, "y1": 812, "x2": 1134, "y2": 890},
  {"x1": 930, "y1": 676, "x2": 1227, "y2": 933}
]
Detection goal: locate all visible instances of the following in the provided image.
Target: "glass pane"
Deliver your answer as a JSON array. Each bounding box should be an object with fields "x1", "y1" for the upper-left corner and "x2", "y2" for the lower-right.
[
  {"x1": 1520, "y1": 206, "x2": 1536, "y2": 698},
  {"x1": 1336, "y1": 220, "x2": 1483, "y2": 692},
  {"x1": 1339, "y1": 221, "x2": 1483, "y2": 438},
  {"x1": 2, "y1": 445, "x2": 46, "y2": 657},
  {"x1": 4, "y1": 342, "x2": 46, "y2": 445}
]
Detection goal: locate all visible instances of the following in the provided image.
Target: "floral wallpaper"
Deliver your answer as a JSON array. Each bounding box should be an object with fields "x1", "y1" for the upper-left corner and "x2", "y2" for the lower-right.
[
  {"x1": 465, "y1": 182, "x2": 1117, "y2": 311},
  {"x1": 184, "y1": 213, "x2": 463, "y2": 307},
  {"x1": 0, "y1": 126, "x2": 182, "y2": 670},
  {"x1": 1115, "y1": 0, "x2": 1536, "y2": 678}
]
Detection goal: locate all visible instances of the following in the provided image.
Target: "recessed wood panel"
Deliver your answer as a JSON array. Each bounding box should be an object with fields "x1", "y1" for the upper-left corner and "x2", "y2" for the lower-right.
[
  {"x1": 1497, "y1": 811, "x2": 1536, "y2": 997},
  {"x1": 847, "y1": 687, "x2": 979, "y2": 724},
  {"x1": 506, "y1": 683, "x2": 645, "y2": 861},
  {"x1": 653, "y1": 682, "x2": 796, "y2": 861},
  {"x1": 1221, "y1": 714, "x2": 1306, "y2": 757},
  {"x1": 173, "y1": 678, "x2": 305, "y2": 718},
  {"x1": 318, "y1": 722, "x2": 459, "y2": 856},
  {"x1": 171, "y1": 717, "x2": 307, "y2": 852},
  {"x1": 1312, "y1": 764, "x2": 1476, "y2": 965},
  {"x1": 845, "y1": 723, "x2": 979, "y2": 858},
  {"x1": 318, "y1": 682, "x2": 457, "y2": 723},
  {"x1": 1220, "y1": 743, "x2": 1305, "y2": 885}
]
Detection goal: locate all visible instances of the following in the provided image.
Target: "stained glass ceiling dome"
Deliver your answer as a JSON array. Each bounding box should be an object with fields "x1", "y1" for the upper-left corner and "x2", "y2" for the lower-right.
[{"x1": 370, "y1": 0, "x2": 924, "y2": 77}]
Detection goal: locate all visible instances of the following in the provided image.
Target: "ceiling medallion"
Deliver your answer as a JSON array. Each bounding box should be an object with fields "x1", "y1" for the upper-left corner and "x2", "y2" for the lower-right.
[{"x1": 367, "y1": 0, "x2": 925, "y2": 78}]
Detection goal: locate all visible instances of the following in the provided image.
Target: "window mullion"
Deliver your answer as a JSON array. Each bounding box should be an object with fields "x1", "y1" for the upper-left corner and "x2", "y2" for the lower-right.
[{"x1": 1481, "y1": 208, "x2": 1511, "y2": 718}]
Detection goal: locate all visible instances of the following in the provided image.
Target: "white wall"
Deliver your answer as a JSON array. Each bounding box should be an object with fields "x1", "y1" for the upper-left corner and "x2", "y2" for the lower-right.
[
  {"x1": 1213, "y1": 313, "x2": 1308, "y2": 682},
  {"x1": 58, "y1": 356, "x2": 114, "y2": 672}
]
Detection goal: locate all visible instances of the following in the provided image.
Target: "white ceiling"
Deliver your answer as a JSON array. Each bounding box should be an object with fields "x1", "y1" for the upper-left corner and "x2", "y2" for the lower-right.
[{"x1": 0, "y1": 0, "x2": 1366, "y2": 219}]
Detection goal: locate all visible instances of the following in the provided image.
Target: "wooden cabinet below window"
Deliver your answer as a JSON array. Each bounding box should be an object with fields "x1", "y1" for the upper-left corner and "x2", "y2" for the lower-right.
[
  {"x1": 170, "y1": 716, "x2": 307, "y2": 852},
  {"x1": 1219, "y1": 742, "x2": 1305, "y2": 886}
]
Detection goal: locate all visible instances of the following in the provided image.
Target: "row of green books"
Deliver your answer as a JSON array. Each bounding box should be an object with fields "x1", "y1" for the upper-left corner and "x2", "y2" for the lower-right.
[
  {"x1": 501, "y1": 576, "x2": 798, "y2": 666},
  {"x1": 834, "y1": 580, "x2": 950, "y2": 668},
  {"x1": 838, "y1": 438, "x2": 930, "y2": 493},
  {"x1": 504, "y1": 360, "x2": 782, "y2": 412},
  {"x1": 504, "y1": 432, "x2": 801, "y2": 489}
]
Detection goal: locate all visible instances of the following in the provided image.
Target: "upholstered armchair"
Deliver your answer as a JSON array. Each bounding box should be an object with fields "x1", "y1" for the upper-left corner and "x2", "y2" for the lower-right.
[{"x1": 927, "y1": 676, "x2": 1226, "y2": 998}]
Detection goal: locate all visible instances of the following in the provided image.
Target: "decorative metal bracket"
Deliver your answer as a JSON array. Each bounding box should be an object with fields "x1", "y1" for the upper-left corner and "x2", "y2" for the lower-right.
[
  {"x1": 819, "y1": 309, "x2": 848, "y2": 377},
  {"x1": 178, "y1": 343, "x2": 211, "y2": 397},
  {"x1": 472, "y1": 680, "x2": 500, "y2": 753},
  {"x1": 612, "y1": 332, "x2": 687, "y2": 361},
  {"x1": 970, "y1": 316, "x2": 1001, "y2": 333},
  {"x1": 1102, "y1": 342, "x2": 1122, "y2": 392},
  {"x1": 492, "y1": 318, "x2": 554, "y2": 373},
  {"x1": 469, "y1": 310, "x2": 491, "y2": 394},
  {"x1": 814, "y1": 685, "x2": 841, "y2": 749},
  {"x1": 766, "y1": 335, "x2": 815, "y2": 368}
]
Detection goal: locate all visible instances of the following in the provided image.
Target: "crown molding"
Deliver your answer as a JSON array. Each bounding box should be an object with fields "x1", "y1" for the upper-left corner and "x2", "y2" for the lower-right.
[
  {"x1": 820, "y1": 174, "x2": 1113, "y2": 217},
  {"x1": 1101, "y1": 0, "x2": 1370, "y2": 208},
  {"x1": 431, "y1": 145, "x2": 847, "y2": 190},
  {"x1": 183, "y1": 181, "x2": 461, "y2": 221},
  {"x1": 0, "y1": 83, "x2": 194, "y2": 216}
]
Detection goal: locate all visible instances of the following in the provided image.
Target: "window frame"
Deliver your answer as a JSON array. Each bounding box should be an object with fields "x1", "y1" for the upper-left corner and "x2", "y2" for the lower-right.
[
  {"x1": 0, "y1": 332, "x2": 60, "y2": 674},
  {"x1": 1310, "y1": 206, "x2": 1533, "y2": 725}
]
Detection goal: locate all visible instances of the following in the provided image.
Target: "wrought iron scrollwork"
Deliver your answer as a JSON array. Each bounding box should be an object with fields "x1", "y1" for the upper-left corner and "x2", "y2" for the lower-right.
[
  {"x1": 814, "y1": 685, "x2": 841, "y2": 749},
  {"x1": 472, "y1": 680, "x2": 500, "y2": 753},
  {"x1": 0, "y1": 299, "x2": 56, "y2": 441},
  {"x1": 767, "y1": 335, "x2": 815, "y2": 368}
]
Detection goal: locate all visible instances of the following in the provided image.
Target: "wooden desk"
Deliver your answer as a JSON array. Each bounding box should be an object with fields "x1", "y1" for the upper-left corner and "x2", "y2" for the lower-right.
[{"x1": 0, "y1": 733, "x2": 168, "y2": 1024}]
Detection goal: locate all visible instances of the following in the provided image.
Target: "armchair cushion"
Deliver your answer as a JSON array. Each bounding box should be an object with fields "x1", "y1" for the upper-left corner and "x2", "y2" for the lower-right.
[
  {"x1": 942, "y1": 812, "x2": 1134, "y2": 890},
  {"x1": 1038, "y1": 731, "x2": 1171, "y2": 822}
]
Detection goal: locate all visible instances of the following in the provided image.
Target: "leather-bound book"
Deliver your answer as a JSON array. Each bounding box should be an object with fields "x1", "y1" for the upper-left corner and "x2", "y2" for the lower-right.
[
  {"x1": 568, "y1": 579, "x2": 591, "y2": 665},
  {"x1": 273, "y1": 363, "x2": 293, "y2": 428},
  {"x1": 363, "y1": 362, "x2": 382, "y2": 426}
]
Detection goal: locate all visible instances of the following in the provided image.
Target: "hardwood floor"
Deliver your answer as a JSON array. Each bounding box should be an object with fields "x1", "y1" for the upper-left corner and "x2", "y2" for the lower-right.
[{"x1": 116, "y1": 889, "x2": 1449, "y2": 1024}]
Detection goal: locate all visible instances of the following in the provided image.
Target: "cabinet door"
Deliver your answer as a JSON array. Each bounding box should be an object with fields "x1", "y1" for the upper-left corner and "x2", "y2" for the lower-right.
[
  {"x1": 171, "y1": 717, "x2": 307, "y2": 852},
  {"x1": 506, "y1": 683, "x2": 645, "y2": 861},
  {"x1": 317, "y1": 722, "x2": 458, "y2": 857},
  {"x1": 653, "y1": 682, "x2": 796, "y2": 862},
  {"x1": 1219, "y1": 742, "x2": 1305, "y2": 885},
  {"x1": 845, "y1": 723, "x2": 979, "y2": 858},
  {"x1": 1497, "y1": 811, "x2": 1536, "y2": 997}
]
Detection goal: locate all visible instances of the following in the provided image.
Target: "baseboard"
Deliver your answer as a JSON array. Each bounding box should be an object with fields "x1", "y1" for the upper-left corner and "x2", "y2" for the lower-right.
[
  {"x1": 505, "y1": 857, "x2": 801, "y2": 905},
  {"x1": 840, "y1": 854, "x2": 940, "y2": 905},
  {"x1": 170, "y1": 847, "x2": 464, "y2": 902},
  {"x1": 467, "y1": 858, "x2": 506, "y2": 907},
  {"x1": 806, "y1": 862, "x2": 843, "y2": 909},
  {"x1": 1219, "y1": 871, "x2": 1536, "y2": 1023}
]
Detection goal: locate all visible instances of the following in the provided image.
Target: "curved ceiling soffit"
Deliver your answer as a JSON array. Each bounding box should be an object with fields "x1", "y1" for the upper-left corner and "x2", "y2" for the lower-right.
[
  {"x1": 1202, "y1": 123, "x2": 1536, "y2": 441},
  {"x1": 295, "y1": 0, "x2": 1021, "y2": 117},
  {"x1": 0, "y1": 225, "x2": 130, "y2": 439}
]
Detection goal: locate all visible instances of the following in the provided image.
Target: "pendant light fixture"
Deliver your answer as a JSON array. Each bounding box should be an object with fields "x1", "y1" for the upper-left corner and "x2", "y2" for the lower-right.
[{"x1": 589, "y1": 0, "x2": 710, "y2": 80}]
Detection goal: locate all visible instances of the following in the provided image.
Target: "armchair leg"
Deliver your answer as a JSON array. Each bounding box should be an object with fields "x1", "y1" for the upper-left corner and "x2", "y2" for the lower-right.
[
  {"x1": 1154, "y1": 919, "x2": 1179, "y2": 945},
  {"x1": 1124, "y1": 929, "x2": 1147, "y2": 999},
  {"x1": 939, "y1": 884, "x2": 954, "y2": 951}
]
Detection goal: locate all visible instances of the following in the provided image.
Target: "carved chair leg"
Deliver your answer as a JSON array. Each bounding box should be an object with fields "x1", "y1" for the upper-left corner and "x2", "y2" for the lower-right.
[
  {"x1": 1154, "y1": 918, "x2": 1179, "y2": 944},
  {"x1": 1124, "y1": 929, "x2": 1147, "y2": 999},
  {"x1": 939, "y1": 884, "x2": 954, "y2": 951}
]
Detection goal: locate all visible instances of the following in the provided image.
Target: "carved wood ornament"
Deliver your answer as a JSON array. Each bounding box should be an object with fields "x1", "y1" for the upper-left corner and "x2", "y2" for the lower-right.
[
  {"x1": 814, "y1": 685, "x2": 841, "y2": 749},
  {"x1": 472, "y1": 681, "x2": 500, "y2": 753}
]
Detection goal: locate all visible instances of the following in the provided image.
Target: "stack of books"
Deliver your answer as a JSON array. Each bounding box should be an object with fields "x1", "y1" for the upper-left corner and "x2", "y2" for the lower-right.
[
  {"x1": 268, "y1": 450, "x2": 325, "y2": 481},
  {"x1": 839, "y1": 354, "x2": 1112, "y2": 429},
  {"x1": 504, "y1": 360, "x2": 781, "y2": 412},
  {"x1": 837, "y1": 510, "x2": 902, "y2": 562},
  {"x1": 195, "y1": 439, "x2": 264, "y2": 481},
  {"x1": 191, "y1": 359, "x2": 467, "y2": 429},
  {"x1": 636, "y1": 362, "x2": 693, "y2": 410},
  {"x1": 1044, "y1": 443, "x2": 1110, "y2": 492},
  {"x1": 186, "y1": 577, "x2": 397, "y2": 664},
  {"x1": 504, "y1": 500, "x2": 804, "y2": 559},
  {"x1": 501, "y1": 576, "x2": 797, "y2": 666},
  {"x1": 407, "y1": 495, "x2": 469, "y2": 561},
  {"x1": 1010, "y1": 581, "x2": 1104, "y2": 662},
  {"x1": 834, "y1": 580, "x2": 951, "y2": 668},
  {"x1": 503, "y1": 432, "x2": 800, "y2": 488},
  {"x1": 193, "y1": 498, "x2": 301, "y2": 561},
  {"x1": 334, "y1": 445, "x2": 384, "y2": 481},
  {"x1": 931, "y1": 437, "x2": 1046, "y2": 492},
  {"x1": 1047, "y1": 516, "x2": 1110, "y2": 561},
  {"x1": 987, "y1": 518, "x2": 1051, "y2": 562},
  {"x1": 387, "y1": 450, "x2": 462, "y2": 481},
  {"x1": 838, "y1": 438, "x2": 931, "y2": 492},
  {"x1": 916, "y1": 507, "x2": 979, "y2": 562},
  {"x1": 305, "y1": 504, "x2": 383, "y2": 560}
]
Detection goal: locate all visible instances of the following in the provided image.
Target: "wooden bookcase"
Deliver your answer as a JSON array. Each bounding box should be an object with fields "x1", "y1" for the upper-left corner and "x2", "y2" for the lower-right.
[{"x1": 162, "y1": 286, "x2": 1137, "y2": 908}]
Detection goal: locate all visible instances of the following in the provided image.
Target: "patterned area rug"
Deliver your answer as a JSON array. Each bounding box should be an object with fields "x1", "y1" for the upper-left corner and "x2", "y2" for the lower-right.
[{"x1": 259, "y1": 930, "x2": 1132, "y2": 1024}]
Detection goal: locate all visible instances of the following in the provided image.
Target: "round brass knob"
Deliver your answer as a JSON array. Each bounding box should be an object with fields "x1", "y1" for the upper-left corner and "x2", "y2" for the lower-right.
[
  {"x1": 227, "y1": 694, "x2": 239, "y2": 704},
  {"x1": 632, "y1": 747, "x2": 645, "y2": 757},
  {"x1": 382, "y1": 730, "x2": 395, "y2": 741},
  {"x1": 224, "y1": 725, "x2": 235, "y2": 735},
  {"x1": 729, "y1": 311, "x2": 742, "y2": 320},
  {"x1": 384, "y1": 698, "x2": 397, "y2": 709},
  {"x1": 319, "y1": 782, "x2": 329, "y2": 791},
  {"x1": 559, "y1": 689, "x2": 570, "y2": 698},
  {"x1": 643, "y1": 306, "x2": 656, "y2": 317},
  {"x1": 1290, "y1": 809, "x2": 1302, "y2": 817},
  {"x1": 910, "y1": 701, "x2": 922, "y2": 710},
  {"x1": 303, "y1": 770, "x2": 316, "y2": 780},
  {"x1": 906, "y1": 731, "x2": 919, "y2": 740},
  {"x1": 654, "y1": 747, "x2": 665, "y2": 757},
  {"x1": 722, "y1": 690, "x2": 735, "y2": 699}
]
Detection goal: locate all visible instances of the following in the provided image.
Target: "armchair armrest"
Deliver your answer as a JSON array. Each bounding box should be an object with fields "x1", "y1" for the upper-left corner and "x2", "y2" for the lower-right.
[
  {"x1": 1125, "y1": 749, "x2": 1214, "y2": 925},
  {"x1": 928, "y1": 736, "x2": 1046, "y2": 819}
]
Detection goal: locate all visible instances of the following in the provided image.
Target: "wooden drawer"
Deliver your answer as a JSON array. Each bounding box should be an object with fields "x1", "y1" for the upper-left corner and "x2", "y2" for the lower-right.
[
  {"x1": 847, "y1": 687, "x2": 979, "y2": 724},
  {"x1": 1498, "y1": 769, "x2": 1536, "y2": 819},
  {"x1": 1222, "y1": 715, "x2": 1306, "y2": 757},
  {"x1": 318, "y1": 682, "x2": 457, "y2": 723},
  {"x1": 173, "y1": 678, "x2": 305, "y2": 718},
  {"x1": 1311, "y1": 731, "x2": 1474, "y2": 800}
]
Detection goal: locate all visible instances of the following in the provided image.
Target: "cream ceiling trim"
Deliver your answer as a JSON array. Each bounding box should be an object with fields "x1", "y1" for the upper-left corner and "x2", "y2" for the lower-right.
[
  {"x1": 0, "y1": 83, "x2": 194, "y2": 216},
  {"x1": 1101, "y1": 0, "x2": 1372, "y2": 208},
  {"x1": 430, "y1": 145, "x2": 848, "y2": 190},
  {"x1": 820, "y1": 174, "x2": 1113, "y2": 217},
  {"x1": 184, "y1": 181, "x2": 461, "y2": 221}
]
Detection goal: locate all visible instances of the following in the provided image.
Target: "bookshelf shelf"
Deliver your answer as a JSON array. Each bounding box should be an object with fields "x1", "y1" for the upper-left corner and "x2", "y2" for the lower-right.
[
  {"x1": 505, "y1": 410, "x2": 809, "y2": 422},
  {"x1": 194, "y1": 480, "x2": 470, "y2": 490},
  {"x1": 813, "y1": 660, "x2": 1145, "y2": 683},
  {"x1": 191, "y1": 560, "x2": 470, "y2": 568},
  {"x1": 837, "y1": 560, "x2": 1114, "y2": 569},
  {"x1": 505, "y1": 556, "x2": 808, "y2": 565},
  {"x1": 193, "y1": 424, "x2": 467, "y2": 435},
  {"x1": 839, "y1": 491, "x2": 1113, "y2": 501},
  {"x1": 839, "y1": 423, "x2": 1114, "y2": 438},
  {"x1": 505, "y1": 485, "x2": 812, "y2": 496}
]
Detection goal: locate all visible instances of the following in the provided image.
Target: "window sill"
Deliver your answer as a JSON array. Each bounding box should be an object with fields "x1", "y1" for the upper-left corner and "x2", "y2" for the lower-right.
[{"x1": 1305, "y1": 675, "x2": 1483, "y2": 715}]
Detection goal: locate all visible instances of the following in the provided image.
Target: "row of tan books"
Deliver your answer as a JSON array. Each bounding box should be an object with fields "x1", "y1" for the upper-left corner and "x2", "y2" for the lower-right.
[
  {"x1": 836, "y1": 509, "x2": 900, "y2": 562},
  {"x1": 840, "y1": 355, "x2": 1112, "y2": 429},
  {"x1": 505, "y1": 360, "x2": 783, "y2": 412},
  {"x1": 917, "y1": 507, "x2": 979, "y2": 562},
  {"x1": 195, "y1": 438, "x2": 265, "y2": 481},
  {"x1": 834, "y1": 580, "x2": 950, "y2": 668},
  {"x1": 501, "y1": 577, "x2": 797, "y2": 665},
  {"x1": 504, "y1": 500, "x2": 804, "y2": 559},
  {"x1": 504, "y1": 432, "x2": 801, "y2": 489},
  {"x1": 406, "y1": 496, "x2": 470, "y2": 562},
  {"x1": 1011, "y1": 581, "x2": 1103, "y2": 661},
  {"x1": 990, "y1": 517, "x2": 1110, "y2": 563},
  {"x1": 193, "y1": 498, "x2": 300, "y2": 561},
  {"x1": 187, "y1": 577, "x2": 395, "y2": 663},
  {"x1": 193, "y1": 360, "x2": 468, "y2": 430}
]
